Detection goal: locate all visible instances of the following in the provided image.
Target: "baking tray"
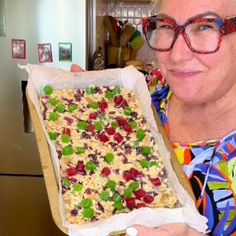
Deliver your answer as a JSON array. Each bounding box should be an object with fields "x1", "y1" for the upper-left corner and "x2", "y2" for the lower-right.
[{"x1": 26, "y1": 88, "x2": 195, "y2": 236}]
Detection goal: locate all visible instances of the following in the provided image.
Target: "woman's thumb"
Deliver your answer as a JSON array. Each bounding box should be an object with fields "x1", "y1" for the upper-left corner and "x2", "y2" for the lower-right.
[{"x1": 126, "y1": 225, "x2": 157, "y2": 236}]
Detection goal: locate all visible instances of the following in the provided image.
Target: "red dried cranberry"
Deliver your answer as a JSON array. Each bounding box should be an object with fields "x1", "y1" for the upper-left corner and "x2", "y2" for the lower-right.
[
  {"x1": 114, "y1": 133, "x2": 123, "y2": 143},
  {"x1": 99, "y1": 133, "x2": 109, "y2": 142},
  {"x1": 120, "y1": 99, "x2": 128, "y2": 108},
  {"x1": 66, "y1": 167, "x2": 77, "y2": 177},
  {"x1": 64, "y1": 116, "x2": 74, "y2": 125},
  {"x1": 75, "y1": 161, "x2": 86, "y2": 175},
  {"x1": 99, "y1": 100, "x2": 108, "y2": 111},
  {"x1": 114, "y1": 95, "x2": 123, "y2": 106},
  {"x1": 69, "y1": 178, "x2": 77, "y2": 184},
  {"x1": 149, "y1": 177, "x2": 161, "y2": 186},
  {"x1": 71, "y1": 209, "x2": 78, "y2": 216},
  {"x1": 123, "y1": 123, "x2": 132, "y2": 133},
  {"x1": 62, "y1": 127, "x2": 71, "y2": 136},
  {"x1": 84, "y1": 188, "x2": 93, "y2": 194},
  {"x1": 136, "y1": 203, "x2": 146, "y2": 209},
  {"x1": 143, "y1": 194, "x2": 154, "y2": 204},
  {"x1": 125, "y1": 197, "x2": 136, "y2": 209},
  {"x1": 117, "y1": 118, "x2": 128, "y2": 127},
  {"x1": 105, "y1": 127, "x2": 116, "y2": 135},
  {"x1": 123, "y1": 170, "x2": 132, "y2": 182},
  {"x1": 87, "y1": 123, "x2": 95, "y2": 132},
  {"x1": 101, "y1": 167, "x2": 111, "y2": 177},
  {"x1": 134, "y1": 189, "x2": 146, "y2": 199},
  {"x1": 89, "y1": 112, "x2": 97, "y2": 120},
  {"x1": 129, "y1": 168, "x2": 140, "y2": 179}
]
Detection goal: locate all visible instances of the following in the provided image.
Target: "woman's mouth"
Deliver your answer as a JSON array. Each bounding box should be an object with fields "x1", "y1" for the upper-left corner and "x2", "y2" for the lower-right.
[{"x1": 168, "y1": 69, "x2": 202, "y2": 78}]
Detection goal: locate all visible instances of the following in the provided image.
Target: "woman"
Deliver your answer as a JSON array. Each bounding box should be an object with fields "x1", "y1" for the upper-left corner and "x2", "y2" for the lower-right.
[{"x1": 127, "y1": 0, "x2": 236, "y2": 235}]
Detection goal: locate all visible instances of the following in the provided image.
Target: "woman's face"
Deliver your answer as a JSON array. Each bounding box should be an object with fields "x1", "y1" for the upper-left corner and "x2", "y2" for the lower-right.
[{"x1": 157, "y1": 0, "x2": 236, "y2": 104}]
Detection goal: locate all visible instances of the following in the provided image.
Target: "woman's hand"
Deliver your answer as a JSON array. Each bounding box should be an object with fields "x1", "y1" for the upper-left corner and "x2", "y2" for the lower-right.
[
  {"x1": 126, "y1": 223, "x2": 206, "y2": 236},
  {"x1": 70, "y1": 64, "x2": 85, "y2": 72}
]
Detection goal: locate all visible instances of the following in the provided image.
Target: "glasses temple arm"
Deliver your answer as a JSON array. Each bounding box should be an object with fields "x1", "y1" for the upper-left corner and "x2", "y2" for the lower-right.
[{"x1": 224, "y1": 16, "x2": 236, "y2": 35}]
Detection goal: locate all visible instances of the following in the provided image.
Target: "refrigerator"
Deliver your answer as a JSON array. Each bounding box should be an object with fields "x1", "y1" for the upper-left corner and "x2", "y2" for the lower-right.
[
  {"x1": 0, "y1": 0, "x2": 157, "y2": 235},
  {"x1": 0, "y1": 0, "x2": 86, "y2": 235}
]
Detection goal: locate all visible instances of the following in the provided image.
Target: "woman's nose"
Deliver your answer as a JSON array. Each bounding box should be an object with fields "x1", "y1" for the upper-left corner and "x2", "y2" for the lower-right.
[{"x1": 169, "y1": 33, "x2": 194, "y2": 62}]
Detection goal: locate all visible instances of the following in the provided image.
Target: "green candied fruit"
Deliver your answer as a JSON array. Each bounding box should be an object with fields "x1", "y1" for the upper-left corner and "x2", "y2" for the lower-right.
[
  {"x1": 62, "y1": 177, "x2": 71, "y2": 187},
  {"x1": 141, "y1": 146, "x2": 152, "y2": 156},
  {"x1": 112, "y1": 193, "x2": 122, "y2": 203},
  {"x1": 128, "y1": 181, "x2": 139, "y2": 191},
  {"x1": 49, "y1": 97, "x2": 58, "y2": 106},
  {"x1": 98, "y1": 114, "x2": 106, "y2": 121},
  {"x1": 75, "y1": 146, "x2": 86, "y2": 154},
  {"x1": 105, "y1": 91, "x2": 114, "y2": 100},
  {"x1": 56, "y1": 104, "x2": 65, "y2": 113},
  {"x1": 68, "y1": 104, "x2": 78, "y2": 113},
  {"x1": 112, "y1": 85, "x2": 121, "y2": 95},
  {"x1": 111, "y1": 121, "x2": 119, "y2": 129},
  {"x1": 140, "y1": 159, "x2": 149, "y2": 168},
  {"x1": 81, "y1": 198, "x2": 93, "y2": 208},
  {"x1": 86, "y1": 86, "x2": 95, "y2": 95},
  {"x1": 77, "y1": 121, "x2": 88, "y2": 131},
  {"x1": 86, "y1": 161, "x2": 96, "y2": 171},
  {"x1": 73, "y1": 183, "x2": 83, "y2": 192},
  {"x1": 106, "y1": 180, "x2": 116, "y2": 190},
  {"x1": 124, "y1": 107, "x2": 132, "y2": 116},
  {"x1": 61, "y1": 134, "x2": 70, "y2": 143},
  {"x1": 90, "y1": 101, "x2": 99, "y2": 109},
  {"x1": 149, "y1": 161, "x2": 158, "y2": 167},
  {"x1": 82, "y1": 208, "x2": 94, "y2": 218},
  {"x1": 100, "y1": 191, "x2": 110, "y2": 201},
  {"x1": 124, "y1": 188, "x2": 133, "y2": 197},
  {"x1": 62, "y1": 146, "x2": 74, "y2": 156},
  {"x1": 105, "y1": 153, "x2": 114, "y2": 163},
  {"x1": 136, "y1": 129, "x2": 145, "y2": 141},
  {"x1": 49, "y1": 112, "x2": 59, "y2": 121},
  {"x1": 113, "y1": 202, "x2": 124, "y2": 210},
  {"x1": 94, "y1": 121, "x2": 103, "y2": 131},
  {"x1": 43, "y1": 85, "x2": 53, "y2": 95},
  {"x1": 48, "y1": 132, "x2": 57, "y2": 140},
  {"x1": 129, "y1": 121, "x2": 137, "y2": 129}
]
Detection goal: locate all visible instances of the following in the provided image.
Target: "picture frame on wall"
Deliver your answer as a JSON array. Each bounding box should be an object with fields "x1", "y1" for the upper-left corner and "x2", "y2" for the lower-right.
[
  {"x1": 38, "y1": 43, "x2": 53, "y2": 63},
  {"x1": 58, "y1": 42, "x2": 72, "y2": 61},
  {"x1": 11, "y1": 39, "x2": 26, "y2": 59}
]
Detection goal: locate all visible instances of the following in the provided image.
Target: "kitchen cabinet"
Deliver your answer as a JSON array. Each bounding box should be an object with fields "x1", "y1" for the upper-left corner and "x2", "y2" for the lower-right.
[{"x1": 0, "y1": 175, "x2": 66, "y2": 236}]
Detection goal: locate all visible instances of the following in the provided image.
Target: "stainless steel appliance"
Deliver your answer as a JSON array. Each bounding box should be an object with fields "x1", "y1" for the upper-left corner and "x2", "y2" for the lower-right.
[{"x1": 0, "y1": 0, "x2": 85, "y2": 235}]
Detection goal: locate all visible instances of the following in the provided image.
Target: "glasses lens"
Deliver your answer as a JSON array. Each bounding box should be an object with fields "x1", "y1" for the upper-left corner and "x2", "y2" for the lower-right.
[
  {"x1": 185, "y1": 20, "x2": 220, "y2": 53},
  {"x1": 146, "y1": 18, "x2": 175, "y2": 51},
  {"x1": 145, "y1": 17, "x2": 221, "y2": 53}
]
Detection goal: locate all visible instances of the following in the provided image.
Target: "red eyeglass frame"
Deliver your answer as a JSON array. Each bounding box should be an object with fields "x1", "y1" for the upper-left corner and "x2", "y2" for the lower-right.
[{"x1": 142, "y1": 14, "x2": 236, "y2": 54}]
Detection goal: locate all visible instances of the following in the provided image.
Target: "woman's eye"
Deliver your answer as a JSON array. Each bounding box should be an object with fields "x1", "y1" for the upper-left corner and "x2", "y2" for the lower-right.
[
  {"x1": 198, "y1": 24, "x2": 213, "y2": 31},
  {"x1": 157, "y1": 24, "x2": 174, "y2": 30}
]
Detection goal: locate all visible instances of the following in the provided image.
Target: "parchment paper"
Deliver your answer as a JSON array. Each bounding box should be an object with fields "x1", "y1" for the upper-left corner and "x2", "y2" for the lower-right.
[{"x1": 20, "y1": 64, "x2": 208, "y2": 236}]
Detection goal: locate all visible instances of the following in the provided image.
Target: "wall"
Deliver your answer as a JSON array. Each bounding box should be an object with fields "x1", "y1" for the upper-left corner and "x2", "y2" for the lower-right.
[{"x1": 0, "y1": 0, "x2": 86, "y2": 174}]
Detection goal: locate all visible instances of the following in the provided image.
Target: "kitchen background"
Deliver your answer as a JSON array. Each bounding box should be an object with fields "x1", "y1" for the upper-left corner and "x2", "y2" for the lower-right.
[{"x1": 0, "y1": 0, "x2": 157, "y2": 235}]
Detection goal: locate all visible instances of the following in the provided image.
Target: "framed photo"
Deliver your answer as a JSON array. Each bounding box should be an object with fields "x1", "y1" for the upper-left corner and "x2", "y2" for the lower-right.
[
  {"x1": 58, "y1": 42, "x2": 72, "y2": 61},
  {"x1": 38, "y1": 43, "x2": 53, "y2": 63},
  {"x1": 11, "y1": 39, "x2": 26, "y2": 59}
]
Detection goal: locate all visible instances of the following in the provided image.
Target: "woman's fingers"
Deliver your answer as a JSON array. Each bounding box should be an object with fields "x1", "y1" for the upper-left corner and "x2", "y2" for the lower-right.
[
  {"x1": 70, "y1": 64, "x2": 85, "y2": 72},
  {"x1": 126, "y1": 225, "x2": 161, "y2": 236},
  {"x1": 126, "y1": 223, "x2": 191, "y2": 236}
]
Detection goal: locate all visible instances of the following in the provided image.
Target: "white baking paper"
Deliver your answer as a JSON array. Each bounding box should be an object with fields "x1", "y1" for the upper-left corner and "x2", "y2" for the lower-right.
[{"x1": 20, "y1": 64, "x2": 208, "y2": 236}]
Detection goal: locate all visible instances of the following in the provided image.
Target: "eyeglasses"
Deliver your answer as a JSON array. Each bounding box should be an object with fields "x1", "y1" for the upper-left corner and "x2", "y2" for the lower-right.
[{"x1": 142, "y1": 13, "x2": 236, "y2": 54}]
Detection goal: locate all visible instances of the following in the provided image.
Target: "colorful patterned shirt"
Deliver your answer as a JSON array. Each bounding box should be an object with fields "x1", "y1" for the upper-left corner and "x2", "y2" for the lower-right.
[{"x1": 151, "y1": 81, "x2": 236, "y2": 236}]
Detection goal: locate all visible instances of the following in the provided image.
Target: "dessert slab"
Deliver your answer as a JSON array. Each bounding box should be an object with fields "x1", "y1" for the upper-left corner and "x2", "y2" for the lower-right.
[{"x1": 22, "y1": 64, "x2": 208, "y2": 236}]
